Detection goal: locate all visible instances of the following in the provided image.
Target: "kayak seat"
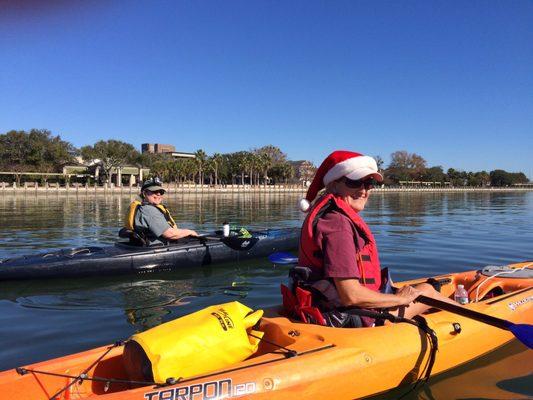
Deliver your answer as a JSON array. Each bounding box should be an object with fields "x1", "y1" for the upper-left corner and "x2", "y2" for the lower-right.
[
  {"x1": 281, "y1": 283, "x2": 366, "y2": 328},
  {"x1": 283, "y1": 266, "x2": 385, "y2": 329},
  {"x1": 283, "y1": 264, "x2": 357, "y2": 326},
  {"x1": 118, "y1": 228, "x2": 149, "y2": 247},
  {"x1": 281, "y1": 284, "x2": 327, "y2": 326}
]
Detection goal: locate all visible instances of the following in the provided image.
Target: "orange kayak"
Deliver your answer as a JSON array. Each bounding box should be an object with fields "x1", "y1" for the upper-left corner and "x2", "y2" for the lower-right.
[{"x1": 1, "y1": 262, "x2": 531, "y2": 400}]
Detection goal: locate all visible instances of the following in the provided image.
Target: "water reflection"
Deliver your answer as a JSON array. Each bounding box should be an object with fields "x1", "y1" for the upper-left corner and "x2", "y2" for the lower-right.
[{"x1": 0, "y1": 257, "x2": 288, "y2": 331}]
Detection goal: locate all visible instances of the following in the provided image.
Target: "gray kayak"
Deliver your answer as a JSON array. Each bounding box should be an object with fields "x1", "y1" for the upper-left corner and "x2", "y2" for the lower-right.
[{"x1": 0, "y1": 228, "x2": 300, "y2": 280}]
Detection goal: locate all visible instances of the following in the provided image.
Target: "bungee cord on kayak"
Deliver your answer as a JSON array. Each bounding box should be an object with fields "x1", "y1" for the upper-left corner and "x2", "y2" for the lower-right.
[
  {"x1": 14, "y1": 309, "x2": 441, "y2": 400},
  {"x1": 14, "y1": 324, "x2": 313, "y2": 400},
  {"x1": 247, "y1": 332, "x2": 298, "y2": 358},
  {"x1": 25, "y1": 342, "x2": 126, "y2": 400},
  {"x1": 473, "y1": 262, "x2": 533, "y2": 302}
]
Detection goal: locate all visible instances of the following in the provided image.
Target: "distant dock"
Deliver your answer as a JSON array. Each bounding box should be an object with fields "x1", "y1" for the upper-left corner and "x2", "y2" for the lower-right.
[{"x1": 1, "y1": 182, "x2": 532, "y2": 195}]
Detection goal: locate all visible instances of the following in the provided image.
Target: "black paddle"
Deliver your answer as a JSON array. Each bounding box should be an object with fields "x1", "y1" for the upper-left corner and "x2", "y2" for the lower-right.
[
  {"x1": 195, "y1": 234, "x2": 259, "y2": 251},
  {"x1": 417, "y1": 294, "x2": 533, "y2": 349}
]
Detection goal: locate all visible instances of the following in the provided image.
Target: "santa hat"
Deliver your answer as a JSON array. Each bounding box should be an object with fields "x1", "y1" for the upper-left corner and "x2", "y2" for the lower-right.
[{"x1": 299, "y1": 150, "x2": 383, "y2": 212}]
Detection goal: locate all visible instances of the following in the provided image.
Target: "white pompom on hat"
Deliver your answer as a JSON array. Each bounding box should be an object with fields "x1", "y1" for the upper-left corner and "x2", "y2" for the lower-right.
[{"x1": 299, "y1": 150, "x2": 383, "y2": 212}]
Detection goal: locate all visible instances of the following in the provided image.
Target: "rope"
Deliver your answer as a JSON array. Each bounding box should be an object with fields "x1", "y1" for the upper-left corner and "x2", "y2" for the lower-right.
[
  {"x1": 17, "y1": 331, "x2": 300, "y2": 400},
  {"x1": 247, "y1": 332, "x2": 298, "y2": 358},
  {"x1": 397, "y1": 316, "x2": 439, "y2": 399},
  {"x1": 16, "y1": 342, "x2": 130, "y2": 400},
  {"x1": 16, "y1": 367, "x2": 155, "y2": 387},
  {"x1": 17, "y1": 312, "x2": 441, "y2": 399},
  {"x1": 474, "y1": 263, "x2": 533, "y2": 302}
]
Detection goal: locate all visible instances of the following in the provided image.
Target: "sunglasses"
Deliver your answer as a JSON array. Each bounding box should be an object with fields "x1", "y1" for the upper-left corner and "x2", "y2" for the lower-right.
[
  {"x1": 342, "y1": 177, "x2": 378, "y2": 190},
  {"x1": 145, "y1": 190, "x2": 165, "y2": 196}
]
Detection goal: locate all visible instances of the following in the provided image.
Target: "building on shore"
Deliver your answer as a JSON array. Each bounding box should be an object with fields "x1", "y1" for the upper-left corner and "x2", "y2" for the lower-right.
[
  {"x1": 61, "y1": 160, "x2": 149, "y2": 187},
  {"x1": 290, "y1": 160, "x2": 316, "y2": 186},
  {"x1": 141, "y1": 143, "x2": 195, "y2": 159}
]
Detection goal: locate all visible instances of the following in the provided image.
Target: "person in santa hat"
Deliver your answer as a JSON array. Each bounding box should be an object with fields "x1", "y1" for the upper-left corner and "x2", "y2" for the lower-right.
[{"x1": 294, "y1": 150, "x2": 457, "y2": 327}]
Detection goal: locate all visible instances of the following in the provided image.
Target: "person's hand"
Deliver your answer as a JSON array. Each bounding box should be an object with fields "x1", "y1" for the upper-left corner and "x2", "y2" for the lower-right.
[
  {"x1": 186, "y1": 229, "x2": 199, "y2": 237},
  {"x1": 395, "y1": 285, "x2": 421, "y2": 306}
]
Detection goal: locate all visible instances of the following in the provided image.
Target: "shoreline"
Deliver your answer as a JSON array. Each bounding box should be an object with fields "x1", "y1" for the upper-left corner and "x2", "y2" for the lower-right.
[{"x1": 1, "y1": 184, "x2": 532, "y2": 196}]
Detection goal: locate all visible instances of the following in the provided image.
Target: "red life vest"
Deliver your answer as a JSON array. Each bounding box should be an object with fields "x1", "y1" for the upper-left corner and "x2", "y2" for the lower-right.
[{"x1": 298, "y1": 193, "x2": 382, "y2": 291}]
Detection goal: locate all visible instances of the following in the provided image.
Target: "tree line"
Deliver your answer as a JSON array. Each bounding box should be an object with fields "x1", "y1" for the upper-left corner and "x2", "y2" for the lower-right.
[
  {"x1": 380, "y1": 150, "x2": 529, "y2": 187},
  {"x1": 0, "y1": 130, "x2": 296, "y2": 185},
  {"x1": 0, "y1": 130, "x2": 529, "y2": 187},
  {"x1": 0, "y1": 129, "x2": 77, "y2": 174},
  {"x1": 131, "y1": 146, "x2": 296, "y2": 185}
]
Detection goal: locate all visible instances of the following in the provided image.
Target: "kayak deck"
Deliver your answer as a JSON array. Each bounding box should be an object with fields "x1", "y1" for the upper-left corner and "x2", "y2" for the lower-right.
[{"x1": 1, "y1": 262, "x2": 531, "y2": 399}]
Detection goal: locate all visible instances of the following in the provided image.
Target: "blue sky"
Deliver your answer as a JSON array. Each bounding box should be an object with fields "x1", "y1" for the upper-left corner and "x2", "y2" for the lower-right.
[{"x1": 1, "y1": 1, "x2": 531, "y2": 176}]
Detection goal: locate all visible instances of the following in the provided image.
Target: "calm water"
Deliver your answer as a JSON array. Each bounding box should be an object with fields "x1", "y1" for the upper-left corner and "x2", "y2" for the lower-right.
[{"x1": 0, "y1": 191, "x2": 532, "y2": 399}]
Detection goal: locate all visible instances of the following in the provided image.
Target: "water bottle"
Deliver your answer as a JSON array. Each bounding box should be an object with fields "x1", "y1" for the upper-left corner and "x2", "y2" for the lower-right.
[
  {"x1": 222, "y1": 221, "x2": 230, "y2": 237},
  {"x1": 454, "y1": 284, "x2": 469, "y2": 305}
]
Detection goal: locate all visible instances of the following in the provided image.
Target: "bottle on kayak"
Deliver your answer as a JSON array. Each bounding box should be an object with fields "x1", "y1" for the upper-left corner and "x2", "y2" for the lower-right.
[
  {"x1": 454, "y1": 284, "x2": 469, "y2": 304},
  {"x1": 222, "y1": 221, "x2": 230, "y2": 237}
]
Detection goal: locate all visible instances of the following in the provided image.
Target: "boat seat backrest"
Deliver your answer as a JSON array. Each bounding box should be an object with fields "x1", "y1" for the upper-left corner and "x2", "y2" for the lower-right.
[
  {"x1": 118, "y1": 227, "x2": 149, "y2": 247},
  {"x1": 281, "y1": 284, "x2": 327, "y2": 326}
]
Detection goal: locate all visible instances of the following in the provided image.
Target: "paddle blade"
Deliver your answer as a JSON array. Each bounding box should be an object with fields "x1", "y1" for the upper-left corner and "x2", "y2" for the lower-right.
[
  {"x1": 222, "y1": 236, "x2": 259, "y2": 251},
  {"x1": 509, "y1": 323, "x2": 533, "y2": 349},
  {"x1": 268, "y1": 252, "x2": 298, "y2": 265}
]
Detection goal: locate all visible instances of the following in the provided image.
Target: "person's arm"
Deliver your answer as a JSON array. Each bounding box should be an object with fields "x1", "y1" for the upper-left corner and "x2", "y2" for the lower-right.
[
  {"x1": 161, "y1": 227, "x2": 198, "y2": 240},
  {"x1": 334, "y1": 278, "x2": 420, "y2": 309},
  {"x1": 319, "y1": 214, "x2": 420, "y2": 309}
]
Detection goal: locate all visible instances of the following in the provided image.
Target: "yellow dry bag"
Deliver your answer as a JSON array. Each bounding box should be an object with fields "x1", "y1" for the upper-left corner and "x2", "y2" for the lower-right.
[{"x1": 124, "y1": 301, "x2": 264, "y2": 384}]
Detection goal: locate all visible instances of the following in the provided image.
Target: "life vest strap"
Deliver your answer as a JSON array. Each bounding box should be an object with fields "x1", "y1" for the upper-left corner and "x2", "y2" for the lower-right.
[{"x1": 123, "y1": 200, "x2": 177, "y2": 239}]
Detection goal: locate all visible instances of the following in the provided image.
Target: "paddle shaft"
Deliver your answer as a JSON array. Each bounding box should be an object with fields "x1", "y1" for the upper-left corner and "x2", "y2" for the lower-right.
[
  {"x1": 417, "y1": 295, "x2": 511, "y2": 331},
  {"x1": 199, "y1": 235, "x2": 223, "y2": 241}
]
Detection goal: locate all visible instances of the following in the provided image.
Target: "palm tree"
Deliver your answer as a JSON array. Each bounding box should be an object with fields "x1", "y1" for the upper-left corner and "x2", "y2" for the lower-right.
[
  {"x1": 271, "y1": 162, "x2": 294, "y2": 184},
  {"x1": 248, "y1": 152, "x2": 260, "y2": 186},
  {"x1": 210, "y1": 153, "x2": 223, "y2": 186},
  {"x1": 281, "y1": 162, "x2": 294, "y2": 184},
  {"x1": 169, "y1": 159, "x2": 185, "y2": 185},
  {"x1": 150, "y1": 158, "x2": 170, "y2": 182},
  {"x1": 205, "y1": 158, "x2": 215, "y2": 185},
  {"x1": 194, "y1": 149, "x2": 208, "y2": 185},
  {"x1": 185, "y1": 159, "x2": 197, "y2": 183},
  {"x1": 259, "y1": 153, "x2": 273, "y2": 186},
  {"x1": 239, "y1": 152, "x2": 252, "y2": 185}
]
